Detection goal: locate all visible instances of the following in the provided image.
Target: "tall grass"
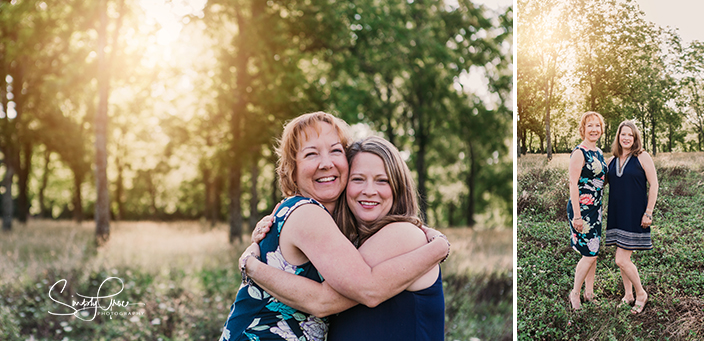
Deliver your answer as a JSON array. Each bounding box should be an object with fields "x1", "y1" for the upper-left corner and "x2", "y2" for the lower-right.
[{"x1": 0, "y1": 220, "x2": 512, "y2": 340}]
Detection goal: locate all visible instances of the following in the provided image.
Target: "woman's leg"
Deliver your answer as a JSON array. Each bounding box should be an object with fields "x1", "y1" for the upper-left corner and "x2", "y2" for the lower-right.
[
  {"x1": 584, "y1": 259, "x2": 597, "y2": 301},
  {"x1": 615, "y1": 247, "x2": 647, "y2": 311},
  {"x1": 571, "y1": 256, "x2": 597, "y2": 310},
  {"x1": 619, "y1": 265, "x2": 634, "y2": 303}
]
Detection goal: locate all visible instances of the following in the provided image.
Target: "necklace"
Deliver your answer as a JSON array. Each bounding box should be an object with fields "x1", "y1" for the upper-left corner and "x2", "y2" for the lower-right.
[{"x1": 616, "y1": 155, "x2": 631, "y2": 177}]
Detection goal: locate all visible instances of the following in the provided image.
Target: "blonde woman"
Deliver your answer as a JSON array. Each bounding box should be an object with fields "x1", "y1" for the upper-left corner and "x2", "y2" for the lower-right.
[{"x1": 567, "y1": 111, "x2": 607, "y2": 310}]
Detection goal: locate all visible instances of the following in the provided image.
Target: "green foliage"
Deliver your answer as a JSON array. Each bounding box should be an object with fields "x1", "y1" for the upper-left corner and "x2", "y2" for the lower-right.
[
  {"x1": 518, "y1": 156, "x2": 704, "y2": 340},
  {"x1": 518, "y1": 0, "x2": 703, "y2": 156},
  {"x1": 517, "y1": 166, "x2": 570, "y2": 221},
  {"x1": 444, "y1": 272, "x2": 513, "y2": 341}
]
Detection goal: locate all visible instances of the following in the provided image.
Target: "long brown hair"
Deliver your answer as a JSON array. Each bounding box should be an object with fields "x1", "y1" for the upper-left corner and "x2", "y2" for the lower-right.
[
  {"x1": 334, "y1": 136, "x2": 422, "y2": 246},
  {"x1": 611, "y1": 120, "x2": 644, "y2": 157}
]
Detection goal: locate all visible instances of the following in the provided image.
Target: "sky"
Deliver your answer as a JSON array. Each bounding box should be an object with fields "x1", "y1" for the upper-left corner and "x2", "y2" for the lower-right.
[
  {"x1": 632, "y1": 0, "x2": 704, "y2": 43},
  {"x1": 472, "y1": 0, "x2": 512, "y2": 11}
]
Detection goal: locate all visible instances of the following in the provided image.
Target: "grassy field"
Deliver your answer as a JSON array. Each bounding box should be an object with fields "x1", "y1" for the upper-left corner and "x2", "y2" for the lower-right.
[
  {"x1": 0, "y1": 219, "x2": 512, "y2": 340},
  {"x1": 517, "y1": 152, "x2": 704, "y2": 340}
]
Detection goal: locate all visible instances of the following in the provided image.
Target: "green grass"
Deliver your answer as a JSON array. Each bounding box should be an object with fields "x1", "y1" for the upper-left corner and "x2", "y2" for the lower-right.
[
  {"x1": 518, "y1": 153, "x2": 704, "y2": 341},
  {"x1": 0, "y1": 220, "x2": 512, "y2": 340}
]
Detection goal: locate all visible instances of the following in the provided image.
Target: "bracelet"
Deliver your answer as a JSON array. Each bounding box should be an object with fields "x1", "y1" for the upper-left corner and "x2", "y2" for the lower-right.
[
  {"x1": 644, "y1": 212, "x2": 652, "y2": 219},
  {"x1": 429, "y1": 234, "x2": 451, "y2": 263},
  {"x1": 572, "y1": 217, "x2": 582, "y2": 221},
  {"x1": 240, "y1": 252, "x2": 260, "y2": 286}
]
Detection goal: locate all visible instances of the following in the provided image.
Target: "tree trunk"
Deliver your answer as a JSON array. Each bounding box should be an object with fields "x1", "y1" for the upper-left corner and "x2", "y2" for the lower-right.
[
  {"x1": 17, "y1": 141, "x2": 31, "y2": 223},
  {"x1": 95, "y1": 0, "x2": 111, "y2": 244},
  {"x1": 39, "y1": 149, "x2": 51, "y2": 218},
  {"x1": 229, "y1": 160, "x2": 243, "y2": 243},
  {"x1": 211, "y1": 172, "x2": 223, "y2": 226},
  {"x1": 415, "y1": 129, "x2": 428, "y2": 222},
  {"x1": 650, "y1": 113, "x2": 657, "y2": 156},
  {"x1": 73, "y1": 171, "x2": 83, "y2": 223},
  {"x1": 271, "y1": 172, "x2": 279, "y2": 208},
  {"x1": 203, "y1": 163, "x2": 212, "y2": 223},
  {"x1": 544, "y1": 77, "x2": 553, "y2": 160},
  {"x1": 447, "y1": 202, "x2": 455, "y2": 227},
  {"x1": 1, "y1": 158, "x2": 14, "y2": 231},
  {"x1": 114, "y1": 156, "x2": 124, "y2": 221},
  {"x1": 517, "y1": 124, "x2": 522, "y2": 158},
  {"x1": 465, "y1": 140, "x2": 477, "y2": 227},
  {"x1": 270, "y1": 151, "x2": 280, "y2": 206},
  {"x1": 248, "y1": 150, "x2": 260, "y2": 231}
]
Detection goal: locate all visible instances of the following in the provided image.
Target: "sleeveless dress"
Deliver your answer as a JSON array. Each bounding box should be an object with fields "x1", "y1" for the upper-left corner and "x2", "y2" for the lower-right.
[
  {"x1": 220, "y1": 196, "x2": 329, "y2": 341},
  {"x1": 605, "y1": 155, "x2": 652, "y2": 250},
  {"x1": 566, "y1": 145, "x2": 607, "y2": 257},
  {"x1": 327, "y1": 271, "x2": 445, "y2": 341}
]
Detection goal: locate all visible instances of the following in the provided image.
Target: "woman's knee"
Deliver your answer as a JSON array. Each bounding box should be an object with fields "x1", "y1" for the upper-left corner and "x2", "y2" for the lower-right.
[{"x1": 615, "y1": 250, "x2": 631, "y2": 268}]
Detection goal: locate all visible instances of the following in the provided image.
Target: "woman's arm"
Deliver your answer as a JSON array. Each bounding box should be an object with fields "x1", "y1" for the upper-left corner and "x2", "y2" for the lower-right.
[
  {"x1": 356, "y1": 222, "x2": 439, "y2": 291},
  {"x1": 244, "y1": 221, "x2": 440, "y2": 317},
  {"x1": 248, "y1": 204, "x2": 447, "y2": 310},
  {"x1": 280, "y1": 205, "x2": 448, "y2": 307},
  {"x1": 241, "y1": 244, "x2": 358, "y2": 318},
  {"x1": 568, "y1": 149, "x2": 585, "y2": 232},
  {"x1": 639, "y1": 152, "x2": 659, "y2": 227}
]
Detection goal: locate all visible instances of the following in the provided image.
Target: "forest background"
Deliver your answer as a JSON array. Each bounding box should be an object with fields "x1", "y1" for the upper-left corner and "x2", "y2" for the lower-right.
[
  {"x1": 0, "y1": 0, "x2": 512, "y2": 240},
  {"x1": 0, "y1": 0, "x2": 513, "y2": 340}
]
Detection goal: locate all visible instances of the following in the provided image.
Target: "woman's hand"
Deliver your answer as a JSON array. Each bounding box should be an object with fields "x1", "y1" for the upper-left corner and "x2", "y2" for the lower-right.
[
  {"x1": 641, "y1": 212, "x2": 653, "y2": 228},
  {"x1": 419, "y1": 225, "x2": 442, "y2": 242},
  {"x1": 251, "y1": 203, "x2": 280, "y2": 243},
  {"x1": 419, "y1": 225, "x2": 450, "y2": 262},
  {"x1": 572, "y1": 217, "x2": 584, "y2": 233},
  {"x1": 239, "y1": 242, "x2": 261, "y2": 270}
]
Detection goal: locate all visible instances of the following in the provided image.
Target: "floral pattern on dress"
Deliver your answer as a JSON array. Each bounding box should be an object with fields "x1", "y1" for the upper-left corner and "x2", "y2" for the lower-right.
[
  {"x1": 270, "y1": 320, "x2": 299, "y2": 341},
  {"x1": 220, "y1": 196, "x2": 330, "y2": 341},
  {"x1": 301, "y1": 316, "x2": 327, "y2": 341},
  {"x1": 567, "y1": 145, "x2": 607, "y2": 256},
  {"x1": 267, "y1": 246, "x2": 304, "y2": 275}
]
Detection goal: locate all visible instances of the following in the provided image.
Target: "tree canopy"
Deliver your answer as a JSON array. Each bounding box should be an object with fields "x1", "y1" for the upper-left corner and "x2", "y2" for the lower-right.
[
  {"x1": 1, "y1": 0, "x2": 513, "y2": 238},
  {"x1": 518, "y1": 0, "x2": 702, "y2": 155}
]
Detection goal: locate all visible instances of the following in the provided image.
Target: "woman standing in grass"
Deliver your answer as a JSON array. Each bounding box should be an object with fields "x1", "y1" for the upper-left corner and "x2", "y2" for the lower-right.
[
  {"x1": 605, "y1": 120, "x2": 658, "y2": 314},
  {"x1": 567, "y1": 111, "x2": 607, "y2": 311}
]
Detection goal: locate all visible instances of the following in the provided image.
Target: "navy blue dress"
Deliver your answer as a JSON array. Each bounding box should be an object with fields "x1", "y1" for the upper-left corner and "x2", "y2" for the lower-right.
[
  {"x1": 605, "y1": 155, "x2": 652, "y2": 250},
  {"x1": 327, "y1": 271, "x2": 445, "y2": 341},
  {"x1": 220, "y1": 196, "x2": 329, "y2": 341},
  {"x1": 566, "y1": 145, "x2": 607, "y2": 256}
]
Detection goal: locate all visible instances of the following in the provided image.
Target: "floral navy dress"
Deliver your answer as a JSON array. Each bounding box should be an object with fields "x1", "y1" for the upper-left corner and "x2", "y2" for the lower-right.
[
  {"x1": 566, "y1": 145, "x2": 607, "y2": 257},
  {"x1": 220, "y1": 196, "x2": 328, "y2": 341}
]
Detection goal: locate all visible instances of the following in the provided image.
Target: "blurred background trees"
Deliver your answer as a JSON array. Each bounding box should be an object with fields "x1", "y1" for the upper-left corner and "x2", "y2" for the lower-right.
[
  {"x1": 0, "y1": 0, "x2": 513, "y2": 241},
  {"x1": 518, "y1": 0, "x2": 704, "y2": 156}
]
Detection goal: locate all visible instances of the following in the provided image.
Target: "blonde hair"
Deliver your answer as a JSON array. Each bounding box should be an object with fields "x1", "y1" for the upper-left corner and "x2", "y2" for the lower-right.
[
  {"x1": 611, "y1": 120, "x2": 644, "y2": 157},
  {"x1": 275, "y1": 112, "x2": 351, "y2": 197},
  {"x1": 334, "y1": 136, "x2": 422, "y2": 246},
  {"x1": 578, "y1": 111, "x2": 605, "y2": 140}
]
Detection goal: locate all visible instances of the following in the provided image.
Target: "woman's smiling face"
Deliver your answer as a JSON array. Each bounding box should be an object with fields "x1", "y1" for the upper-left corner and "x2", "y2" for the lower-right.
[
  {"x1": 294, "y1": 122, "x2": 349, "y2": 209},
  {"x1": 345, "y1": 152, "x2": 394, "y2": 227},
  {"x1": 584, "y1": 116, "x2": 602, "y2": 143},
  {"x1": 619, "y1": 126, "x2": 634, "y2": 150}
]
